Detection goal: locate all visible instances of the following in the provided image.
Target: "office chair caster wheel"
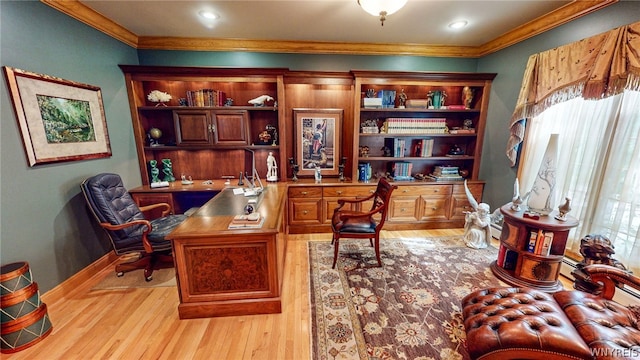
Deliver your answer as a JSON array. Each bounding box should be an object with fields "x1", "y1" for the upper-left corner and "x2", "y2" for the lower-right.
[
  {"x1": 117, "y1": 271, "x2": 124, "y2": 277},
  {"x1": 145, "y1": 275, "x2": 153, "y2": 282}
]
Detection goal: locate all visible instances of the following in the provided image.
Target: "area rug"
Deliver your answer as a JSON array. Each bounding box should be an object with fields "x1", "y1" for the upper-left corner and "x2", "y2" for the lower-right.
[
  {"x1": 309, "y1": 236, "x2": 504, "y2": 360},
  {"x1": 91, "y1": 268, "x2": 176, "y2": 290}
]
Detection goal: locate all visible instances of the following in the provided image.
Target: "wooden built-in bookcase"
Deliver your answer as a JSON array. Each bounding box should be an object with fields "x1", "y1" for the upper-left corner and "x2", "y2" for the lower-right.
[{"x1": 120, "y1": 66, "x2": 497, "y2": 234}]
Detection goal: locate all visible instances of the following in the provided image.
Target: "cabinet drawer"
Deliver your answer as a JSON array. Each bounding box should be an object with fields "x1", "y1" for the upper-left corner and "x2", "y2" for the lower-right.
[
  {"x1": 288, "y1": 199, "x2": 322, "y2": 224},
  {"x1": 288, "y1": 187, "x2": 322, "y2": 198},
  {"x1": 450, "y1": 195, "x2": 475, "y2": 220},
  {"x1": 418, "y1": 197, "x2": 450, "y2": 220},
  {"x1": 389, "y1": 197, "x2": 420, "y2": 221},
  {"x1": 396, "y1": 185, "x2": 452, "y2": 197},
  {"x1": 323, "y1": 186, "x2": 375, "y2": 198}
]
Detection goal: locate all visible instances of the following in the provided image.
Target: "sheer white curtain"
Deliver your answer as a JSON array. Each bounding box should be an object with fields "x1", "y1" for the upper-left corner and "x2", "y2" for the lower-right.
[{"x1": 519, "y1": 90, "x2": 640, "y2": 274}]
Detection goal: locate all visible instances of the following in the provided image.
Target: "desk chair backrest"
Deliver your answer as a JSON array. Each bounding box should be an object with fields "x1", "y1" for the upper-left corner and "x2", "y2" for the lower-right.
[{"x1": 81, "y1": 173, "x2": 146, "y2": 253}]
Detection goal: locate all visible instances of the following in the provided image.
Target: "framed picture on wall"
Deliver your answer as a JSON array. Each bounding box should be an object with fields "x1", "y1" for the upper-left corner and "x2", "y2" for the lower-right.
[
  {"x1": 294, "y1": 108, "x2": 343, "y2": 177},
  {"x1": 3, "y1": 66, "x2": 112, "y2": 166}
]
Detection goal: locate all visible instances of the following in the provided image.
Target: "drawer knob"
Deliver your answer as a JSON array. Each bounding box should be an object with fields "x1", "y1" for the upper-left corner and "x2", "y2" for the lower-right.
[
  {"x1": 336, "y1": 191, "x2": 343, "y2": 195},
  {"x1": 401, "y1": 208, "x2": 406, "y2": 212},
  {"x1": 303, "y1": 210, "x2": 308, "y2": 215},
  {"x1": 402, "y1": 189, "x2": 409, "y2": 193},
  {"x1": 432, "y1": 207, "x2": 438, "y2": 210},
  {"x1": 301, "y1": 191, "x2": 308, "y2": 195}
]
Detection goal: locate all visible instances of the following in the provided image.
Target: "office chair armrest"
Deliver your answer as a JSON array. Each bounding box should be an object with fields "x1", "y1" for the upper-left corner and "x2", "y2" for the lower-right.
[
  {"x1": 583, "y1": 264, "x2": 640, "y2": 300},
  {"x1": 100, "y1": 219, "x2": 152, "y2": 234},
  {"x1": 139, "y1": 202, "x2": 172, "y2": 217}
]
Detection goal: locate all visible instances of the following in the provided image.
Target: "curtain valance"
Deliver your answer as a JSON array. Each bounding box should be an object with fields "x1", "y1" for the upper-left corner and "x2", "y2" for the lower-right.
[{"x1": 507, "y1": 21, "x2": 640, "y2": 166}]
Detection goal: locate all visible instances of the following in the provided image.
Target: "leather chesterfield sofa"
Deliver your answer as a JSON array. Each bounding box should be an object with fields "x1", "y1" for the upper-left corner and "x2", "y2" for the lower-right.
[{"x1": 461, "y1": 264, "x2": 640, "y2": 360}]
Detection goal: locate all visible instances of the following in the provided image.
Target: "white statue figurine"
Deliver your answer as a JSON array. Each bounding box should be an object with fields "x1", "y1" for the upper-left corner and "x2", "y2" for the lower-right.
[
  {"x1": 248, "y1": 95, "x2": 274, "y2": 107},
  {"x1": 463, "y1": 180, "x2": 492, "y2": 249},
  {"x1": 266, "y1": 151, "x2": 278, "y2": 182}
]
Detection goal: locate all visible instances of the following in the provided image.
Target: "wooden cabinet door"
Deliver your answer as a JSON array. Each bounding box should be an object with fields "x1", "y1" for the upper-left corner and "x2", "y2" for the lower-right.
[
  {"x1": 450, "y1": 183, "x2": 484, "y2": 220},
  {"x1": 174, "y1": 110, "x2": 213, "y2": 146},
  {"x1": 389, "y1": 196, "x2": 421, "y2": 221},
  {"x1": 418, "y1": 196, "x2": 450, "y2": 220},
  {"x1": 212, "y1": 110, "x2": 249, "y2": 146}
]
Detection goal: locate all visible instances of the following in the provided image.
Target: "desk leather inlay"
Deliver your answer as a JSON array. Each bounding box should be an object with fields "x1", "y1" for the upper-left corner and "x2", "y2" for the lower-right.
[
  {"x1": 194, "y1": 188, "x2": 264, "y2": 216},
  {"x1": 186, "y1": 245, "x2": 269, "y2": 293}
]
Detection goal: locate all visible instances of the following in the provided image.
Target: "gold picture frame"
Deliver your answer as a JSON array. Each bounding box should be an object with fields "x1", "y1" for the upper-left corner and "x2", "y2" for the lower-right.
[
  {"x1": 3, "y1": 66, "x2": 112, "y2": 166},
  {"x1": 294, "y1": 108, "x2": 342, "y2": 177}
]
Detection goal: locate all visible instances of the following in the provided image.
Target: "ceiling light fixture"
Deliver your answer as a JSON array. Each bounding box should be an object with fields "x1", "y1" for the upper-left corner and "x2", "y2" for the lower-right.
[
  {"x1": 358, "y1": 0, "x2": 408, "y2": 26},
  {"x1": 198, "y1": 10, "x2": 219, "y2": 20},
  {"x1": 448, "y1": 20, "x2": 468, "y2": 29}
]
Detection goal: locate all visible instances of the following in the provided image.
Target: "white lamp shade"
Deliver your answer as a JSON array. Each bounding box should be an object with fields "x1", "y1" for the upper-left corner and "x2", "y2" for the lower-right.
[{"x1": 358, "y1": 0, "x2": 408, "y2": 16}]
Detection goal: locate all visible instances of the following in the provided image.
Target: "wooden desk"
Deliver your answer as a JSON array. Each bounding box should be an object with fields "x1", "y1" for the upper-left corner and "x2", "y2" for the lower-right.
[{"x1": 167, "y1": 183, "x2": 287, "y2": 319}]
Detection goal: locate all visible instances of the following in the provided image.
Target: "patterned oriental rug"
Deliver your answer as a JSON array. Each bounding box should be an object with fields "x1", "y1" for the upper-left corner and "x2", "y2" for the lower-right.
[{"x1": 309, "y1": 236, "x2": 504, "y2": 360}]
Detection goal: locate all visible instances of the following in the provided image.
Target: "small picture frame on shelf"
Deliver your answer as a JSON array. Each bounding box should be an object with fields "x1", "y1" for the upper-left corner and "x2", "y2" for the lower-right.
[{"x1": 294, "y1": 108, "x2": 342, "y2": 177}]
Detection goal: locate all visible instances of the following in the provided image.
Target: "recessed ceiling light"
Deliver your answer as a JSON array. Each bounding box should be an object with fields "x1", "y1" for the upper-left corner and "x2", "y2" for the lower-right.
[
  {"x1": 199, "y1": 10, "x2": 219, "y2": 20},
  {"x1": 448, "y1": 20, "x2": 468, "y2": 29}
]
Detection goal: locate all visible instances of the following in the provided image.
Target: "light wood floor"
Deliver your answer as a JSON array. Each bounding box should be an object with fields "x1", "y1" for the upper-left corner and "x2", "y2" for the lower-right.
[{"x1": 5, "y1": 229, "x2": 572, "y2": 360}]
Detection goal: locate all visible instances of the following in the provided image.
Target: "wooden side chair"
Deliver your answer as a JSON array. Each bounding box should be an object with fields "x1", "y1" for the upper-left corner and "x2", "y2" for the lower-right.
[
  {"x1": 331, "y1": 178, "x2": 398, "y2": 268},
  {"x1": 80, "y1": 173, "x2": 187, "y2": 281}
]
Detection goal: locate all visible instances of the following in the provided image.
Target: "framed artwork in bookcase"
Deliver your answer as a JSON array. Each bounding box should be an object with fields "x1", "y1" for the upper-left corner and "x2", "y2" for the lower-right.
[{"x1": 294, "y1": 108, "x2": 343, "y2": 177}]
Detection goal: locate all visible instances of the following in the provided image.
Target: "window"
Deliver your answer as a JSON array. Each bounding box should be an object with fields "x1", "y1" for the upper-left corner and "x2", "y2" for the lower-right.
[{"x1": 518, "y1": 90, "x2": 640, "y2": 274}]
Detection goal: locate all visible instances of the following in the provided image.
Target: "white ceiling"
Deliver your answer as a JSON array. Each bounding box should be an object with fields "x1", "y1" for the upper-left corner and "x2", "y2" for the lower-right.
[{"x1": 79, "y1": 0, "x2": 574, "y2": 47}]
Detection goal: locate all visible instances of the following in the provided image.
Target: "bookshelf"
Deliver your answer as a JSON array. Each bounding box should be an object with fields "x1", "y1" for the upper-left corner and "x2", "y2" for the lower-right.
[{"x1": 491, "y1": 203, "x2": 579, "y2": 292}]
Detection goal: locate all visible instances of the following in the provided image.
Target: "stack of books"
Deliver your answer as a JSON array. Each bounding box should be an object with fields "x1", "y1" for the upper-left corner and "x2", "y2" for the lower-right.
[
  {"x1": 228, "y1": 214, "x2": 265, "y2": 229},
  {"x1": 427, "y1": 166, "x2": 463, "y2": 181}
]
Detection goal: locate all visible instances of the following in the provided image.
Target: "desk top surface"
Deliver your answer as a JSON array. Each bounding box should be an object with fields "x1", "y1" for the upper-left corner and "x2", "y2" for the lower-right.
[{"x1": 167, "y1": 183, "x2": 286, "y2": 238}]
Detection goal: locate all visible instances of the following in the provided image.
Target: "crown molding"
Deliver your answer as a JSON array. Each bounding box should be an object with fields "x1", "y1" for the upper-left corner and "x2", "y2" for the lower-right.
[{"x1": 42, "y1": 0, "x2": 616, "y2": 58}]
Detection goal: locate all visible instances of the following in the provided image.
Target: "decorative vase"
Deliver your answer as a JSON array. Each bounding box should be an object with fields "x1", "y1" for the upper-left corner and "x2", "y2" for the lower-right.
[{"x1": 526, "y1": 134, "x2": 558, "y2": 216}]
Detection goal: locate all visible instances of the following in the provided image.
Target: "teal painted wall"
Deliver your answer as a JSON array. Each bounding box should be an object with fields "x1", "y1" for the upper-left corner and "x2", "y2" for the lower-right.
[
  {"x1": 137, "y1": 50, "x2": 478, "y2": 72},
  {"x1": 477, "y1": 0, "x2": 639, "y2": 210},
  {"x1": 0, "y1": 0, "x2": 636, "y2": 293},
  {"x1": 0, "y1": 1, "x2": 139, "y2": 292}
]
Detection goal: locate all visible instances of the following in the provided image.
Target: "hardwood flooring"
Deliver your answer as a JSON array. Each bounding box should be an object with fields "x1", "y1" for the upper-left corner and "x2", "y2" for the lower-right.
[{"x1": 4, "y1": 229, "x2": 572, "y2": 359}]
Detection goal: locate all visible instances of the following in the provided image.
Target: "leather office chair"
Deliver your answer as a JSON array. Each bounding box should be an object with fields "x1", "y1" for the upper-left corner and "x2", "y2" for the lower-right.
[
  {"x1": 80, "y1": 173, "x2": 187, "y2": 281},
  {"x1": 331, "y1": 178, "x2": 397, "y2": 268}
]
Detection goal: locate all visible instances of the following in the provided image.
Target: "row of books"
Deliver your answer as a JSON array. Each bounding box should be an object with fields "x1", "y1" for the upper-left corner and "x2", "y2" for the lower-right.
[
  {"x1": 414, "y1": 138, "x2": 434, "y2": 157},
  {"x1": 384, "y1": 138, "x2": 435, "y2": 158},
  {"x1": 185, "y1": 89, "x2": 227, "y2": 107},
  {"x1": 384, "y1": 138, "x2": 407, "y2": 157},
  {"x1": 527, "y1": 230, "x2": 554, "y2": 256},
  {"x1": 496, "y1": 245, "x2": 518, "y2": 270},
  {"x1": 382, "y1": 118, "x2": 447, "y2": 134},
  {"x1": 389, "y1": 161, "x2": 414, "y2": 181},
  {"x1": 427, "y1": 165, "x2": 463, "y2": 181}
]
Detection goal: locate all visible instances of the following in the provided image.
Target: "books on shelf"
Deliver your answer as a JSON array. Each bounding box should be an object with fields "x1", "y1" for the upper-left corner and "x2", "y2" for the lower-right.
[
  {"x1": 186, "y1": 89, "x2": 226, "y2": 107},
  {"x1": 503, "y1": 250, "x2": 518, "y2": 270},
  {"x1": 412, "y1": 138, "x2": 434, "y2": 157},
  {"x1": 228, "y1": 214, "x2": 265, "y2": 229},
  {"x1": 526, "y1": 229, "x2": 554, "y2": 255},
  {"x1": 382, "y1": 118, "x2": 447, "y2": 134},
  {"x1": 389, "y1": 161, "x2": 413, "y2": 180},
  {"x1": 427, "y1": 165, "x2": 463, "y2": 181},
  {"x1": 384, "y1": 138, "x2": 407, "y2": 157}
]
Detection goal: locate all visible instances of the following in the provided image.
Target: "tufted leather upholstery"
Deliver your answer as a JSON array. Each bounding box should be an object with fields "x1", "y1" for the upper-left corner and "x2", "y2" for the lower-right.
[
  {"x1": 554, "y1": 290, "x2": 640, "y2": 360},
  {"x1": 81, "y1": 173, "x2": 186, "y2": 281},
  {"x1": 330, "y1": 178, "x2": 397, "y2": 269},
  {"x1": 462, "y1": 287, "x2": 593, "y2": 360},
  {"x1": 462, "y1": 282, "x2": 640, "y2": 360}
]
